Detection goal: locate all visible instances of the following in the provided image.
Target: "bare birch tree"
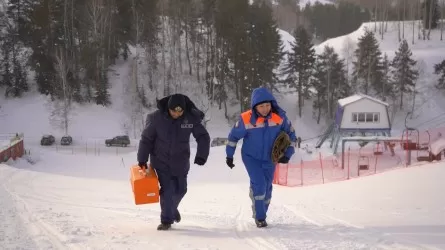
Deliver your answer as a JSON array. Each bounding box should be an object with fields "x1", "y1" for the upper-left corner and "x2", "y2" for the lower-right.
[{"x1": 50, "y1": 48, "x2": 72, "y2": 135}]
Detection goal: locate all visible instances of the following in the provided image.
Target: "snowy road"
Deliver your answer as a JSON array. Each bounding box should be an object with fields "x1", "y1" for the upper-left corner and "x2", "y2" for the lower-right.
[{"x1": 2, "y1": 154, "x2": 439, "y2": 249}]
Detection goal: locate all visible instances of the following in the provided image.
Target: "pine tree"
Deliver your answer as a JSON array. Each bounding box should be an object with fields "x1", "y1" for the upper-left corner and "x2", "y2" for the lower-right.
[
  {"x1": 246, "y1": 1, "x2": 282, "y2": 91},
  {"x1": 3, "y1": 0, "x2": 31, "y2": 97},
  {"x1": 312, "y1": 45, "x2": 349, "y2": 124},
  {"x1": 281, "y1": 26, "x2": 315, "y2": 117},
  {"x1": 433, "y1": 60, "x2": 445, "y2": 90},
  {"x1": 379, "y1": 53, "x2": 394, "y2": 101},
  {"x1": 390, "y1": 39, "x2": 419, "y2": 109},
  {"x1": 312, "y1": 58, "x2": 328, "y2": 124},
  {"x1": 351, "y1": 29, "x2": 383, "y2": 95},
  {"x1": 95, "y1": 69, "x2": 111, "y2": 106},
  {"x1": 214, "y1": 0, "x2": 250, "y2": 110}
]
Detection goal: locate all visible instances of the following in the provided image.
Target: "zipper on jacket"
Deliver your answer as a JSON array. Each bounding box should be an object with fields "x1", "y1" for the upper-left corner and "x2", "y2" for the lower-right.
[{"x1": 263, "y1": 119, "x2": 268, "y2": 161}]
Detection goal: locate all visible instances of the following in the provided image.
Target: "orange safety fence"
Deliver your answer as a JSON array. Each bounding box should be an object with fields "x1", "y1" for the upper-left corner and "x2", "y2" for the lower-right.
[{"x1": 273, "y1": 144, "x2": 410, "y2": 187}]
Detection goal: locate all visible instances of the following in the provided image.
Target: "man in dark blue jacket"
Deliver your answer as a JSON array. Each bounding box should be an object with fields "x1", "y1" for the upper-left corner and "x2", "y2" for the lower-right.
[{"x1": 137, "y1": 93, "x2": 210, "y2": 230}]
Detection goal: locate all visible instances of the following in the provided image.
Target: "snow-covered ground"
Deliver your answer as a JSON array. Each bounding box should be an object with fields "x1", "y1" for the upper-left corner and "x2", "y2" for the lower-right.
[{"x1": 1, "y1": 145, "x2": 444, "y2": 249}]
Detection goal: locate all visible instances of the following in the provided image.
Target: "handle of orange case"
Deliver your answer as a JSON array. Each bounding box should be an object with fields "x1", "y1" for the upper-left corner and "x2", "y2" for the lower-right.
[{"x1": 138, "y1": 167, "x2": 149, "y2": 176}]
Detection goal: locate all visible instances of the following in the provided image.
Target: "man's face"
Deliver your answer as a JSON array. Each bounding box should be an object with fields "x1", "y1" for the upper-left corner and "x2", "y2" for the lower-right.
[
  {"x1": 255, "y1": 102, "x2": 271, "y2": 117},
  {"x1": 169, "y1": 106, "x2": 184, "y2": 119}
]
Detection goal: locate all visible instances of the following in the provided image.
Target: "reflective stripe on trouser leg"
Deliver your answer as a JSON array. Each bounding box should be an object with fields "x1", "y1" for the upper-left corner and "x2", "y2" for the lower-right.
[
  {"x1": 249, "y1": 188, "x2": 265, "y2": 219},
  {"x1": 249, "y1": 187, "x2": 266, "y2": 220},
  {"x1": 242, "y1": 154, "x2": 268, "y2": 220},
  {"x1": 249, "y1": 188, "x2": 255, "y2": 219}
]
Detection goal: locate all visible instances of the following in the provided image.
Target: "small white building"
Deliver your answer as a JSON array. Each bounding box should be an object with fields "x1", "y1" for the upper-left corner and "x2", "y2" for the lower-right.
[
  {"x1": 316, "y1": 93, "x2": 392, "y2": 154},
  {"x1": 335, "y1": 93, "x2": 391, "y2": 132}
]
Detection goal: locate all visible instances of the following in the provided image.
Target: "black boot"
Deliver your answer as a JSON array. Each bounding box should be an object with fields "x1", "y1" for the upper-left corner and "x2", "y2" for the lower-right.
[
  {"x1": 157, "y1": 223, "x2": 172, "y2": 231},
  {"x1": 174, "y1": 210, "x2": 181, "y2": 223},
  {"x1": 255, "y1": 219, "x2": 268, "y2": 228}
]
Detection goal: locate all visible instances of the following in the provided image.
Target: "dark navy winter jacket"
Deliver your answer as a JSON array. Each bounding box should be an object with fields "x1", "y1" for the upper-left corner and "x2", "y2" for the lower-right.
[{"x1": 137, "y1": 94, "x2": 210, "y2": 176}]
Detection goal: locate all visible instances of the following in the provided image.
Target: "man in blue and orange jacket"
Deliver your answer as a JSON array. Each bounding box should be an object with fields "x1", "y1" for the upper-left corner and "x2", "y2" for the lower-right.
[{"x1": 225, "y1": 87, "x2": 296, "y2": 228}]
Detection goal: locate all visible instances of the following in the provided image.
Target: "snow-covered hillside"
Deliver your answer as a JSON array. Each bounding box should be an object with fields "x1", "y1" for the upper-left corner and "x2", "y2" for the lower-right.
[
  {"x1": 0, "y1": 25, "x2": 325, "y2": 146},
  {"x1": 314, "y1": 21, "x2": 445, "y2": 135},
  {"x1": 1, "y1": 143, "x2": 444, "y2": 249}
]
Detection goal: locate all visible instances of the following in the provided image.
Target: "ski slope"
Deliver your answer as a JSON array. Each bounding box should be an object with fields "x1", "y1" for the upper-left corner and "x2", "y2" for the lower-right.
[
  {"x1": 314, "y1": 21, "x2": 445, "y2": 135},
  {"x1": 1, "y1": 145, "x2": 444, "y2": 249}
]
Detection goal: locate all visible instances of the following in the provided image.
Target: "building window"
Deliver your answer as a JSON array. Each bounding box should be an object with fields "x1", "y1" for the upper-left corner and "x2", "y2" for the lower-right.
[{"x1": 352, "y1": 112, "x2": 380, "y2": 123}]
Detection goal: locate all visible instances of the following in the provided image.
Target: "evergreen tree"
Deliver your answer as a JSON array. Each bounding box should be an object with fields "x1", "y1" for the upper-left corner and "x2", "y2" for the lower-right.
[
  {"x1": 3, "y1": 0, "x2": 31, "y2": 97},
  {"x1": 281, "y1": 26, "x2": 315, "y2": 117},
  {"x1": 390, "y1": 39, "x2": 419, "y2": 109},
  {"x1": 379, "y1": 53, "x2": 394, "y2": 101},
  {"x1": 246, "y1": 1, "x2": 282, "y2": 92},
  {"x1": 312, "y1": 46, "x2": 349, "y2": 124},
  {"x1": 215, "y1": 0, "x2": 250, "y2": 110},
  {"x1": 433, "y1": 60, "x2": 445, "y2": 90},
  {"x1": 351, "y1": 29, "x2": 383, "y2": 95},
  {"x1": 95, "y1": 69, "x2": 111, "y2": 106}
]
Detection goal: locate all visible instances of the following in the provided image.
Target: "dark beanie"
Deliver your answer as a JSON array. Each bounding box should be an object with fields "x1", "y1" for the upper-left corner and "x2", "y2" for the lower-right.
[{"x1": 167, "y1": 94, "x2": 186, "y2": 111}]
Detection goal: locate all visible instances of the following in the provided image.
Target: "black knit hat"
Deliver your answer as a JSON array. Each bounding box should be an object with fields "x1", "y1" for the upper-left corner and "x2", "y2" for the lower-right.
[{"x1": 168, "y1": 94, "x2": 186, "y2": 112}]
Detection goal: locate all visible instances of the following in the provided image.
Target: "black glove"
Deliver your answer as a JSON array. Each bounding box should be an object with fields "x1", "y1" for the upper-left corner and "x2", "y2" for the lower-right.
[
  {"x1": 138, "y1": 162, "x2": 148, "y2": 169},
  {"x1": 194, "y1": 157, "x2": 206, "y2": 166},
  {"x1": 226, "y1": 157, "x2": 235, "y2": 169},
  {"x1": 278, "y1": 156, "x2": 289, "y2": 164}
]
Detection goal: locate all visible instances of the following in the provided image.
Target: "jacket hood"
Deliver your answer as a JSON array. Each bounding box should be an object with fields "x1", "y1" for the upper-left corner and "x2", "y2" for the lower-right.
[
  {"x1": 157, "y1": 94, "x2": 205, "y2": 120},
  {"x1": 249, "y1": 87, "x2": 285, "y2": 123}
]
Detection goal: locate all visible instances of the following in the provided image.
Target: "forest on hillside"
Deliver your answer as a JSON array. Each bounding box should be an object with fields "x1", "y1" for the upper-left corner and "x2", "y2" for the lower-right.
[{"x1": 1, "y1": 0, "x2": 445, "y2": 134}]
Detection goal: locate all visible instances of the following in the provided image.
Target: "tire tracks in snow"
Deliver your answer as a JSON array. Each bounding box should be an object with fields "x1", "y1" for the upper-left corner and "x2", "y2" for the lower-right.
[
  {"x1": 282, "y1": 204, "x2": 424, "y2": 250},
  {"x1": 234, "y1": 205, "x2": 281, "y2": 250},
  {"x1": 2, "y1": 173, "x2": 78, "y2": 250}
]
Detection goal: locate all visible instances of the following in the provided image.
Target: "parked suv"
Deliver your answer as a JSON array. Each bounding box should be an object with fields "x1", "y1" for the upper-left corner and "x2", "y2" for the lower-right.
[
  {"x1": 40, "y1": 135, "x2": 55, "y2": 146},
  {"x1": 105, "y1": 135, "x2": 130, "y2": 147},
  {"x1": 60, "y1": 135, "x2": 73, "y2": 146}
]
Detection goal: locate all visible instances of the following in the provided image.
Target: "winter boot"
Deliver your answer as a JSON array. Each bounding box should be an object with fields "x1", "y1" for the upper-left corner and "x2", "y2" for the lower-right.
[
  {"x1": 255, "y1": 219, "x2": 268, "y2": 228},
  {"x1": 174, "y1": 210, "x2": 181, "y2": 223},
  {"x1": 157, "y1": 223, "x2": 172, "y2": 231}
]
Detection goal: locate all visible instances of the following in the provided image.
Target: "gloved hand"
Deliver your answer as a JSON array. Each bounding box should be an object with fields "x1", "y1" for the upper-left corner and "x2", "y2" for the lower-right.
[
  {"x1": 138, "y1": 162, "x2": 148, "y2": 169},
  {"x1": 226, "y1": 157, "x2": 235, "y2": 169},
  {"x1": 278, "y1": 156, "x2": 289, "y2": 164},
  {"x1": 194, "y1": 157, "x2": 206, "y2": 166}
]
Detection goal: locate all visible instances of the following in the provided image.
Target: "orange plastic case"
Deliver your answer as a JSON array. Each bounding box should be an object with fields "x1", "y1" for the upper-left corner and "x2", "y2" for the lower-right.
[{"x1": 130, "y1": 165, "x2": 160, "y2": 205}]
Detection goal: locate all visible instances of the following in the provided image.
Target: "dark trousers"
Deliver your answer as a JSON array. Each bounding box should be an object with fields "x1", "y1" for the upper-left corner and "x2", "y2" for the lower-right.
[{"x1": 155, "y1": 169, "x2": 188, "y2": 224}]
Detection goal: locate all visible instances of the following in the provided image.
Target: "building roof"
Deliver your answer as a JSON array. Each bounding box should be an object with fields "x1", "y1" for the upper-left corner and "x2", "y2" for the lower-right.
[{"x1": 338, "y1": 93, "x2": 389, "y2": 107}]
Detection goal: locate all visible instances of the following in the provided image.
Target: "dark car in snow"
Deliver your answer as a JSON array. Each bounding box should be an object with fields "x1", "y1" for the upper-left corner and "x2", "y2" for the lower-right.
[
  {"x1": 105, "y1": 135, "x2": 130, "y2": 147},
  {"x1": 60, "y1": 135, "x2": 73, "y2": 146},
  {"x1": 40, "y1": 135, "x2": 55, "y2": 146}
]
